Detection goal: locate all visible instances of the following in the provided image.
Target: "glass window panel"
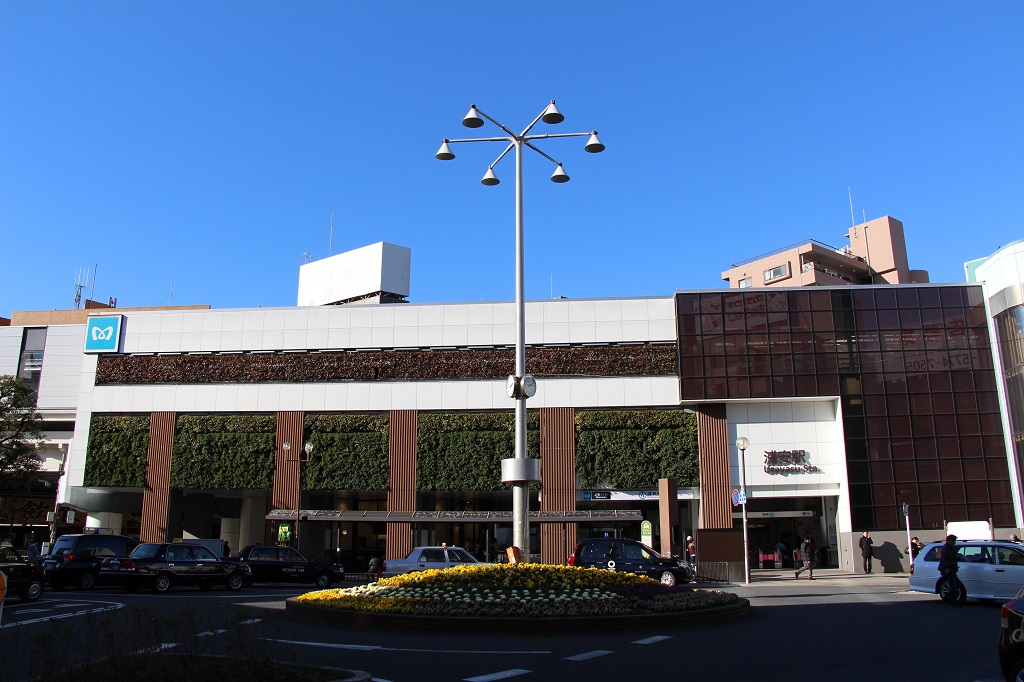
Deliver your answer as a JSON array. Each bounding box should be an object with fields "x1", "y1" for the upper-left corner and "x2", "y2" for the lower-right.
[
  {"x1": 967, "y1": 307, "x2": 989, "y2": 329},
  {"x1": 867, "y1": 434, "x2": 890, "y2": 456},
  {"x1": 981, "y1": 413, "x2": 1004, "y2": 436},
  {"x1": 723, "y1": 291, "x2": 745, "y2": 314},
  {"x1": 884, "y1": 373, "x2": 908, "y2": 393},
  {"x1": 906, "y1": 373, "x2": 929, "y2": 393},
  {"x1": 964, "y1": 287, "x2": 984, "y2": 307},
  {"x1": 892, "y1": 439, "x2": 914, "y2": 460},
  {"x1": 940, "y1": 288, "x2": 964, "y2": 307},
  {"x1": 882, "y1": 352, "x2": 906, "y2": 373},
  {"x1": 681, "y1": 357, "x2": 702, "y2": 377},
  {"x1": 963, "y1": 460, "x2": 987, "y2": 481},
  {"x1": 771, "y1": 354, "x2": 794, "y2": 375},
  {"x1": 873, "y1": 485, "x2": 896, "y2": 506},
  {"x1": 852, "y1": 289, "x2": 875, "y2": 309},
  {"x1": 965, "y1": 482, "x2": 990, "y2": 503},
  {"x1": 700, "y1": 294, "x2": 723, "y2": 314},
  {"x1": 852, "y1": 507, "x2": 875, "y2": 530},
  {"x1": 946, "y1": 328, "x2": 970, "y2": 349},
  {"x1": 951, "y1": 371, "x2": 976, "y2": 393},
  {"x1": 896, "y1": 288, "x2": 920, "y2": 308},
  {"x1": 934, "y1": 415, "x2": 958, "y2": 437},
  {"x1": 677, "y1": 294, "x2": 699, "y2": 315},
  {"x1": 890, "y1": 416, "x2": 912, "y2": 438},
  {"x1": 856, "y1": 330, "x2": 881, "y2": 352},
  {"x1": 861, "y1": 374, "x2": 884, "y2": 396},
  {"x1": 809, "y1": 290, "x2": 832, "y2": 310},
  {"x1": 705, "y1": 378, "x2": 727, "y2": 399},
  {"x1": 875, "y1": 289, "x2": 898, "y2": 309},
  {"x1": 845, "y1": 419, "x2": 867, "y2": 440},
  {"x1": 769, "y1": 333, "x2": 793, "y2": 353},
  {"x1": 915, "y1": 438, "x2": 937, "y2": 458},
  {"x1": 767, "y1": 312, "x2": 790, "y2": 332},
  {"x1": 924, "y1": 328, "x2": 948, "y2": 350},
  {"x1": 912, "y1": 415, "x2": 935, "y2": 437},
  {"x1": 994, "y1": 505, "x2": 1016, "y2": 527},
  {"x1": 744, "y1": 293, "x2": 766, "y2": 313},
  {"x1": 817, "y1": 374, "x2": 840, "y2": 395},
  {"x1": 984, "y1": 435, "x2": 1007, "y2": 457},
  {"x1": 816, "y1": 353, "x2": 838, "y2": 374},
  {"x1": 886, "y1": 394, "x2": 910, "y2": 415},
  {"x1": 898, "y1": 485, "x2": 920, "y2": 504},
  {"x1": 724, "y1": 334, "x2": 747, "y2": 355},
  {"x1": 772, "y1": 375, "x2": 795, "y2": 397},
  {"x1": 855, "y1": 308, "x2": 878, "y2": 331},
  {"x1": 922, "y1": 307, "x2": 944, "y2": 330},
  {"x1": 705, "y1": 356, "x2": 727, "y2": 376},
  {"x1": 729, "y1": 356, "x2": 751, "y2": 377},
  {"x1": 877, "y1": 310, "x2": 901, "y2": 330},
  {"x1": 812, "y1": 311, "x2": 834, "y2": 332},
  {"x1": 975, "y1": 368, "x2": 996, "y2": 389},
  {"x1": 791, "y1": 333, "x2": 815, "y2": 354},
  {"x1": 703, "y1": 336, "x2": 726, "y2": 355},
  {"x1": 814, "y1": 332, "x2": 837, "y2": 353},
  {"x1": 929, "y1": 373, "x2": 953, "y2": 393},
  {"x1": 766, "y1": 291, "x2": 788, "y2": 313},
  {"x1": 959, "y1": 436, "x2": 983, "y2": 458},
  {"x1": 987, "y1": 457, "x2": 1010, "y2": 479},
  {"x1": 893, "y1": 460, "x2": 916, "y2": 482},
  {"x1": 875, "y1": 507, "x2": 899, "y2": 531},
  {"x1": 940, "y1": 460, "x2": 964, "y2": 481},
  {"x1": 745, "y1": 312, "x2": 767, "y2": 332},
  {"x1": 880, "y1": 331, "x2": 903, "y2": 352},
  {"x1": 790, "y1": 310, "x2": 813, "y2": 333},
  {"x1": 871, "y1": 462, "x2": 894, "y2": 483},
  {"x1": 789, "y1": 291, "x2": 812, "y2": 312},
  {"x1": 978, "y1": 392, "x2": 1000, "y2": 413},
  {"x1": 921, "y1": 505, "x2": 945, "y2": 529},
  {"x1": 943, "y1": 482, "x2": 967, "y2": 504},
  {"x1": 943, "y1": 307, "x2": 966, "y2": 330},
  {"x1": 679, "y1": 336, "x2": 701, "y2": 356},
  {"x1": 678, "y1": 314, "x2": 698, "y2": 335},
  {"x1": 725, "y1": 313, "x2": 745, "y2": 332},
  {"x1": 957, "y1": 414, "x2": 981, "y2": 436},
  {"x1": 795, "y1": 375, "x2": 817, "y2": 395},
  {"x1": 864, "y1": 394, "x2": 887, "y2": 416},
  {"x1": 682, "y1": 378, "x2": 704, "y2": 399},
  {"x1": 749, "y1": 355, "x2": 770, "y2": 375},
  {"x1": 936, "y1": 438, "x2": 960, "y2": 459},
  {"x1": 747, "y1": 334, "x2": 769, "y2": 354},
  {"x1": 750, "y1": 376, "x2": 772, "y2": 397},
  {"x1": 701, "y1": 314, "x2": 724, "y2": 335},
  {"x1": 919, "y1": 288, "x2": 942, "y2": 307},
  {"x1": 793, "y1": 354, "x2": 816, "y2": 374},
  {"x1": 727, "y1": 377, "x2": 750, "y2": 398}
]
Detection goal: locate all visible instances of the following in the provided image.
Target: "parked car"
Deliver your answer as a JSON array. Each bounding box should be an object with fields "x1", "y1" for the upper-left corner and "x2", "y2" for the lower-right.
[
  {"x1": 0, "y1": 546, "x2": 45, "y2": 602},
  {"x1": 568, "y1": 537, "x2": 692, "y2": 587},
  {"x1": 999, "y1": 590, "x2": 1024, "y2": 681},
  {"x1": 381, "y1": 545, "x2": 489, "y2": 578},
  {"x1": 43, "y1": 531, "x2": 139, "y2": 590},
  {"x1": 909, "y1": 539, "x2": 1024, "y2": 602},
  {"x1": 229, "y1": 545, "x2": 344, "y2": 588},
  {"x1": 99, "y1": 542, "x2": 252, "y2": 593}
]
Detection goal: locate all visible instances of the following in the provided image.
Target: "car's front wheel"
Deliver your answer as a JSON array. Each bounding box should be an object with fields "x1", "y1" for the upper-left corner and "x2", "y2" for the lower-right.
[
  {"x1": 20, "y1": 577, "x2": 44, "y2": 602},
  {"x1": 659, "y1": 571, "x2": 678, "y2": 587},
  {"x1": 77, "y1": 572, "x2": 96, "y2": 590},
  {"x1": 1010, "y1": 658, "x2": 1024, "y2": 682},
  {"x1": 153, "y1": 573, "x2": 173, "y2": 593},
  {"x1": 226, "y1": 573, "x2": 244, "y2": 591},
  {"x1": 315, "y1": 573, "x2": 332, "y2": 589}
]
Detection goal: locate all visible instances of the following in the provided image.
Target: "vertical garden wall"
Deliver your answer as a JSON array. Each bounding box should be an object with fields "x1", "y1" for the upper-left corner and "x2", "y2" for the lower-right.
[
  {"x1": 575, "y1": 410, "x2": 698, "y2": 489},
  {"x1": 303, "y1": 414, "x2": 390, "y2": 491},
  {"x1": 83, "y1": 415, "x2": 151, "y2": 487},
  {"x1": 416, "y1": 413, "x2": 540, "y2": 491},
  {"x1": 171, "y1": 414, "x2": 277, "y2": 490}
]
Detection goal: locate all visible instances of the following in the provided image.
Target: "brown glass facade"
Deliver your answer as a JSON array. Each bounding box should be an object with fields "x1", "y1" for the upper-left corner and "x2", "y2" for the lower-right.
[{"x1": 676, "y1": 285, "x2": 1013, "y2": 531}]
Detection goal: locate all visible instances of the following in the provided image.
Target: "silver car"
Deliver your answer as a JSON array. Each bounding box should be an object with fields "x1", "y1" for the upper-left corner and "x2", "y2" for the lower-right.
[
  {"x1": 908, "y1": 539, "x2": 1024, "y2": 602},
  {"x1": 381, "y1": 545, "x2": 489, "y2": 578}
]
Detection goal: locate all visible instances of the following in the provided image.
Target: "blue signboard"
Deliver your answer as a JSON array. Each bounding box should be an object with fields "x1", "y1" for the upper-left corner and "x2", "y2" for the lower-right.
[{"x1": 84, "y1": 315, "x2": 123, "y2": 353}]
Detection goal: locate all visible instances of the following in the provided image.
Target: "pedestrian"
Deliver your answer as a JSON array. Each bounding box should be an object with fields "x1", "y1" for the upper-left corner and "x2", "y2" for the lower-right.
[
  {"x1": 25, "y1": 535, "x2": 40, "y2": 566},
  {"x1": 1012, "y1": 534, "x2": 1022, "y2": 544},
  {"x1": 794, "y1": 534, "x2": 816, "y2": 580},
  {"x1": 685, "y1": 535, "x2": 697, "y2": 568},
  {"x1": 937, "y1": 534, "x2": 962, "y2": 606},
  {"x1": 859, "y1": 531, "x2": 874, "y2": 574},
  {"x1": 909, "y1": 536, "x2": 924, "y2": 559},
  {"x1": 774, "y1": 540, "x2": 788, "y2": 567}
]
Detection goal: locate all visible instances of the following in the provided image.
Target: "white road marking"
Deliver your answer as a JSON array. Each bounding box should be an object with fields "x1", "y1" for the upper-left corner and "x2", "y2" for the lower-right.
[
  {"x1": 196, "y1": 629, "x2": 227, "y2": 637},
  {"x1": 632, "y1": 635, "x2": 672, "y2": 644},
  {"x1": 0, "y1": 602, "x2": 123, "y2": 629},
  {"x1": 132, "y1": 643, "x2": 179, "y2": 655},
  {"x1": 464, "y1": 670, "x2": 532, "y2": 681},
  {"x1": 563, "y1": 649, "x2": 614, "y2": 661},
  {"x1": 261, "y1": 638, "x2": 550, "y2": 655},
  {"x1": 238, "y1": 618, "x2": 262, "y2": 625}
]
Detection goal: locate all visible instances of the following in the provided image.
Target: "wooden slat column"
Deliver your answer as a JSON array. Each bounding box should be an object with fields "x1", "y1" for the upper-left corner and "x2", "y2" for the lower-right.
[
  {"x1": 386, "y1": 410, "x2": 417, "y2": 561},
  {"x1": 272, "y1": 412, "x2": 306, "y2": 518},
  {"x1": 697, "y1": 404, "x2": 731, "y2": 529},
  {"x1": 540, "y1": 407, "x2": 577, "y2": 565},
  {"x1": 140, "y1": 412, "x2": 175, "y2": 542}
]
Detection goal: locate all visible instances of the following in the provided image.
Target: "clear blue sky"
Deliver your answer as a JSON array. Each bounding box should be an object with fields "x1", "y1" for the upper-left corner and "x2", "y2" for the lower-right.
[{"x1": 2, "y1": 2, "x2": 1021, "y2": 319}]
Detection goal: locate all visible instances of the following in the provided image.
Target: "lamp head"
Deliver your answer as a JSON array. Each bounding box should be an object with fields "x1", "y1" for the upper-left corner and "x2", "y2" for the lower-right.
[
  {"x1": 481, "y1": 168, "x2": 500, "y2": 186},
  {"x1": 584, "y1": 132, "x2": 605, "y2": 153},
  {"x1": 282, "y1": 442, "x2": 291, "y2": 452},
  {"x1": 304, "y1": 441, "x2": 314, "y2": 455},
  {"x1": 735, "y1": 436, "x2": 749, "y2": 451},
  {"x1": 541, "y1": 100, "x2": 564, "y2": 124},
  {"x1": 550, "y1": 163, "x2": 570, "y2": 183},
  {"x1": 462, "y1": 105, "x2": 484, "y2": 128},
  {"x1": 435, "y1": 140, "x2": 455, "y2": 160}
]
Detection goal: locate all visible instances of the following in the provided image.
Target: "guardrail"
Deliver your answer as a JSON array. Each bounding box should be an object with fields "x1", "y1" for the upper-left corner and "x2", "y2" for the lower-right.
[{"x1": 694, "y1": 562, "x2": 729, "y2": 583}]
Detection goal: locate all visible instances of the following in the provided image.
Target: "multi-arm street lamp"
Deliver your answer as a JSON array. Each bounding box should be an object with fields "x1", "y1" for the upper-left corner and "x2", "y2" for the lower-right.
[
  {"x1": 284, "y1": 441, "x2": 314, "y2": 550},
  {"x1": 436, "y1": 101, "x2": 604, "y2": 558}
]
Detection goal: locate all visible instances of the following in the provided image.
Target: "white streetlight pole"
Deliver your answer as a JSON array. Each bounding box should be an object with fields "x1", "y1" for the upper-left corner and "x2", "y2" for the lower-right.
[
  {"x1": 437, "y1": 102, "x2": 604, "y2": 558},
  {"x1": 736, "y1": 436, "x2": 750, "y2": 586},
  {"x1": 285, "y1": 441, "x2": 314, "y2": 552}
]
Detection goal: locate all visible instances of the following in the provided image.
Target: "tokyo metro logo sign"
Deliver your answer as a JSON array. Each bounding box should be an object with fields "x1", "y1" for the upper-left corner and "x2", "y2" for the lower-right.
[{"x1": 84, "y1": 315, "x2": 123, "y2": 353}]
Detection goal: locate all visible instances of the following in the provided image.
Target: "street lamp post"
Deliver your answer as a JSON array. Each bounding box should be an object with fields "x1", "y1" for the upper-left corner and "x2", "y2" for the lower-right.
[
  {"x1": 285, "y1": 441, "x2": 315, "y2": 551},
  {"x1": 735, "y1": 436, "x2": 750, "y2": 586},
  {"x1": 437, "y1": 101, "x2": 604, "y2": 558}
]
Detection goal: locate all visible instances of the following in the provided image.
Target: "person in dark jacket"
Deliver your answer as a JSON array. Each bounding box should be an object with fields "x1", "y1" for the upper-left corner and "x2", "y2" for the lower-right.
[
  {"x1": 794, "y1": 534, "x2": 816, "y2": 580},
  {"x1": 859, "y1": 531, "x2": 874, "y2": 573},
  {"x1": 909, "y1": 536, "x2": 924, "y2": 559},
  {"x1": 937, "y1": 534, "x2": 962, "y2": 606}
]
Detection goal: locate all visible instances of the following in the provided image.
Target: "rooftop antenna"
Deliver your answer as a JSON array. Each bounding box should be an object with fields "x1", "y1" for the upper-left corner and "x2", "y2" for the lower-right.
[
  {"x1": 329, "y1": 211, "x2": 334, "y2": 257},
  {"x1": 848, "y1": 187, "x2": 855, "y2": 228},
  {"x1": 169, "y1": 281, "x2": 174, "y2": 306},
  {"x1": 74, "y1": 267, "x2": 89, "y2": 309},
  {"x1": 90, "y1": 263, "x2": 98, "y2": 302},
  {"x1": 297, "y1": 251, "x2": 314, "y2": 265}
]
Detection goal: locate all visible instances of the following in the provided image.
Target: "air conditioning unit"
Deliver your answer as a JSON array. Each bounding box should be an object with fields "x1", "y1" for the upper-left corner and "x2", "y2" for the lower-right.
[
  {"x1": 66, "y1": 510, "x2": 76, "y2": 523},
  {"x1": 46, "y1": 512, "x2": 56, "y2": 522}
]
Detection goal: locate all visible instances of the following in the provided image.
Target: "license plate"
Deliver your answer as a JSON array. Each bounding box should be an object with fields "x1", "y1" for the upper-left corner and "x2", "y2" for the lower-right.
[{"x1": 44, "y1": 561, "x2": 56, "y2": 569}]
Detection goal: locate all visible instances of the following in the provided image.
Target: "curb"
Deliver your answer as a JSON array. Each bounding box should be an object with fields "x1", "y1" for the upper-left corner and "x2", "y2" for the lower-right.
[{"x1": 285, "y1": 597, "x2": 751, "y2": 633}]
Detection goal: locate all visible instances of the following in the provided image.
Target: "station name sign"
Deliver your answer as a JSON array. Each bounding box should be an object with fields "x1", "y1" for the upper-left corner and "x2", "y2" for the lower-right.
[{"x1": 763, "y1": 449, "x2": 822, "y2": 475}]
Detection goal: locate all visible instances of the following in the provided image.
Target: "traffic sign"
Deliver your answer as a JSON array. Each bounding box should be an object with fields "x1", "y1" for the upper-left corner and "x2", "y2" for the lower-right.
[{"x1": 738, "y1": 492, "x2": 747, "y2": 505}]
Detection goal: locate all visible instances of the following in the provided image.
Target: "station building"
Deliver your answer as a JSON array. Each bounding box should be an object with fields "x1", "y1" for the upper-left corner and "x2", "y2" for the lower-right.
[{"x1": 2, "y1": 226, "x2": 1022, "y2": 575}]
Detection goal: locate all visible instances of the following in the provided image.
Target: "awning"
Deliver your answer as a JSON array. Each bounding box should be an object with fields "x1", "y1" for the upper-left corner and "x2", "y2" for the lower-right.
[{"x1": 266, "y1": 509, "x2": 643, "y2": 524}]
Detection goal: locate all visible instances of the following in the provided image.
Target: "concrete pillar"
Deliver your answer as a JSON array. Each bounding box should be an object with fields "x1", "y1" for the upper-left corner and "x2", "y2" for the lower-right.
[{"x1": 238, "y1": 496, "x2": 267, "y2": 548}]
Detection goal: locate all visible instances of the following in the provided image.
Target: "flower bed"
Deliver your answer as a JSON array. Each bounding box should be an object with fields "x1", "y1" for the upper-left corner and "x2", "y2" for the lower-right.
[{"x1": 294, "y1": 564, "x2": 741, "y2": 619}]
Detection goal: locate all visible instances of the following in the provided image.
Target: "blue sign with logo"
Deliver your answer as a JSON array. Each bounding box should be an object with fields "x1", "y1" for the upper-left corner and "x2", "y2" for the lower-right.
[{"x1": 84, "y1": 315, "x2": 123, "y2": 353}]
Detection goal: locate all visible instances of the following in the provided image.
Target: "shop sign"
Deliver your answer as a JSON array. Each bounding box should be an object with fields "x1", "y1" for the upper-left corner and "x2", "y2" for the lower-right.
[
  {"x1": 581, "y1": 489, "x2": 696, "y2": 501},
  {"x1": 84, "y1": 315, "x2": 123, "y2": 353},
  {"x1": 763, "y1": 449, "x2": 822, "y2": 475}
]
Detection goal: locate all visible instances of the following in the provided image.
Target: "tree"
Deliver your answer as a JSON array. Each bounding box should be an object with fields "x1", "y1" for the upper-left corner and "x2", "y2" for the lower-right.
[{"x1": 0, "y1": 375, "x2": 43, "y2": 482}]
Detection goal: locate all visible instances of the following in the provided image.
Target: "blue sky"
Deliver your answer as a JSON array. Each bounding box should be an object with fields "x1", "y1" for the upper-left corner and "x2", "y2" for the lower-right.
[{"x1": 2, "y1": 2, "x2": 1021, "y2": 319}]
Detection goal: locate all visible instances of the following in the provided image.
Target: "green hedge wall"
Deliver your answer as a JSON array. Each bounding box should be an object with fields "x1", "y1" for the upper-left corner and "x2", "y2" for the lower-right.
[
  {"x1": 83, "y1": 415, "x2": 151, "y2": 487},
  {"x1": 575, "y1": 410, "x2": 699, "y2": 489},
  {"x1": 303, "y1": 414, "x2": 389, "y2": 491},
  {"x1": 417, "y1": 413, "x2": 540, "y2": 491},
  {"x1": 171, "y1": 415, "x2": 277, "y2": 490}
]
